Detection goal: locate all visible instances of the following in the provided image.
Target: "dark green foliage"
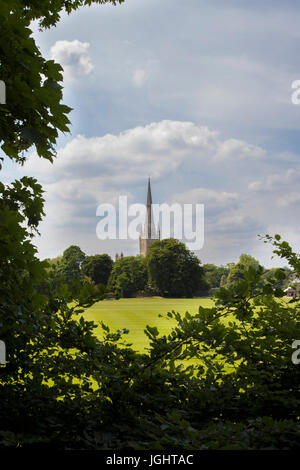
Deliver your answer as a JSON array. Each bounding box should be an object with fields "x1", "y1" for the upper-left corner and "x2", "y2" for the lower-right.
[
  {"x1": 81, "y1": 254, "x2": 113, "y2": 286},
  {"x1": 262, "y1": 266, "x2": 290, "y2": 290},
  {"x1": 225, "y1": 253, "x2": 261, "y2": 287},
  {"x1": 56, "y1": 245, "x2": 86, "y2": 283},
  {"x1": 146, "y1": 238, "x2": 206, "y2": 297},
  {"x1": 0, "y1": 0, "x2": 71, "y2": 164},
  {"x1": 202, "y1": 263, "x2": 231, "y2": 290},
  {"x1": 50, "y1": 246, "x2": 87, "y2": 299},
  {"x1": 1, "y1": 0, "x2": 300, "y2": 451},
  {"x1": 49, "y1": 249, "x2": 113, "y2": 291},
  {"x1": 1, "y1": 177, "x2": 300, "y2": 449},
  {"x1": 108, "y1": 256, "x2": 147, "y2": 297}
]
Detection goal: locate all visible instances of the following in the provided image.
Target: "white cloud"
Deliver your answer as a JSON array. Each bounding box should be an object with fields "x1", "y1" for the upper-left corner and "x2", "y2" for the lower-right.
[
  {"x1": 214, "y1": 214, "x2": 258, "y2": 231},
  {"x1": 23, "y1": 121, "x2": 218, "y2": 184},
  {"x1": 278, "y1": 192, "x2": 300, "y2": 208},
  {"x1": 21, "y1": 120, "x2": 267, "y2": 261},
  {"x1": 42, "y1": 179, "x2": 132, "y2": 226},
  {"x1": 248, "y1": 168, "x2": 300, "y2": 192},
  {"x1": 213, "y1": 138, "x2": 266, "y2": 162},
  {"x1": 24, "y1": 120, "x2": 264, "y2": 187},
  {"x1": 132, "y1": 68, "x2": 147, "y2": 87},
  {"x1": 50, "y1": 40, "x2": 94, "y2": 81},
  {"x1": 171, "y1": 187, "x2": 239, "y2": 208}
]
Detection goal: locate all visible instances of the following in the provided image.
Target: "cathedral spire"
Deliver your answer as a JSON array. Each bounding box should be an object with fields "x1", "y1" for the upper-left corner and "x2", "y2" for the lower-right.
[
  {"x1": 147, "y1": 177, "x2": 152, "y2": 206},
  {"x1": 146, "y1": 177, "x2": 153, "y2": 239},
  {"x1": 139, "y1": 178, "x2": 160, "y2": 256}
]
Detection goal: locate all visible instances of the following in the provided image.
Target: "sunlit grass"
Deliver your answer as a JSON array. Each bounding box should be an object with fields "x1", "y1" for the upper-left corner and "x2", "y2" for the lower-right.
[{"x1": 82, "y1": 297, "x2": 215, "y2": 352}]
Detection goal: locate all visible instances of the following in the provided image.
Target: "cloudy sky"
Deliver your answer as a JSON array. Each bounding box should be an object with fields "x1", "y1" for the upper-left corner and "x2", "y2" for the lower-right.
[{"x1": 5, "y1": 0, "x2": 300, "y2": 266}]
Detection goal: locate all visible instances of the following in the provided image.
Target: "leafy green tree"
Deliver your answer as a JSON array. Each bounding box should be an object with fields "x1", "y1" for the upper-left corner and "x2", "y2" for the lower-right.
[
  {"x1": 44, "y1": 255, "x2": 62, "y2": 267},
  {"x1": 0, "y1": 176, "x2": 108, "y2": 446},
  {"x1": 225, "y1": 254, "x2": 262, "y2": 287},
  {"x1": 108, "y1": 256, "x2": 147, "y2": 297},
  {"x1": 55, "y1": 245, "x2": 85, "y2": 285},
  {"x1": 0, "y1": 1, "x2": 70, "y2": 164},
  {"x1": 136, "y1": 236, "x2": 300, "y2": 449},
  {"x1": 203, "y1": 263, "x2": 231, "y2": 289},
  {"x1": 0, "y1": 0, "x2": 125, "y2": 448},
  {"x1": 81, "y1": 254, "x2": 113, "y2": 286},
  {"x1": 262, "y1": 266, "x2": 290, "y2": 289},
  {"x1": 219, "y1": 262, "x2": 234, "y2": 287},
  {"x1": 146, "y1": 238, "x2": 206, "y2": 297}
]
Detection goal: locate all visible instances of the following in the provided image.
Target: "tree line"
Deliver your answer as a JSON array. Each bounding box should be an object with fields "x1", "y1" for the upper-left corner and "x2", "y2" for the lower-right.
[{"x1": 46, "y1": 241, "x2": 292, "y2": 299}]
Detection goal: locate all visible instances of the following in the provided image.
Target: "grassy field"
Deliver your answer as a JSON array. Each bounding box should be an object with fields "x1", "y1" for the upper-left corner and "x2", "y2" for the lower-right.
[{"x1": 83, "y1": 297, "x2": 214, "y2": 352}]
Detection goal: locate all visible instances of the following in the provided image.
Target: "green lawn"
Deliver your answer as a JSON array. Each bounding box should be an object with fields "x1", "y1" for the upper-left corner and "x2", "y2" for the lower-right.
[{"x1": 83, "y1": 297, "x2": 214, "y2": 352}]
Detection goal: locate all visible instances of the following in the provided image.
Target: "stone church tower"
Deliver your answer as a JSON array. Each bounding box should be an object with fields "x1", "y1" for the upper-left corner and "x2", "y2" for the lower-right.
[{"x1": 139, "y1": 178, "x2": 160, "y2": 256}]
